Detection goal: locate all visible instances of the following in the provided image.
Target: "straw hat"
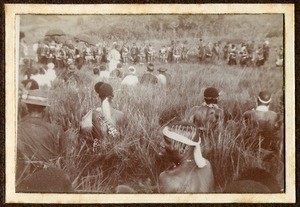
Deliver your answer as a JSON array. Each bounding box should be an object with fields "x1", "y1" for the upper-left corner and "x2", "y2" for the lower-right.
[
  {"x1": 158, "y1": 67, "x2": 167, "y2": 73},
  {"x1": 128, "y1": 66, "x2": 136, "y2": 74},
  {"x1": 21, "y1": 89, "x2": 50, "y2": 106}
]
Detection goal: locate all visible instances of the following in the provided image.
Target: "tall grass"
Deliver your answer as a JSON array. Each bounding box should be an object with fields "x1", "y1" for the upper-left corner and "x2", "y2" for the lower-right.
[{"x1": 46, "y1": 60, "x2": 283, "y2": 193}]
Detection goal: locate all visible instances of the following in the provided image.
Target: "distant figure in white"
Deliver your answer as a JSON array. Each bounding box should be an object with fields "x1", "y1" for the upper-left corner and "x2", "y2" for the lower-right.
[
  {"x1": 157, "y1": 67, "x2": 171, "y2": 87},
  {"x1": 121, "y1": 66, "x2": 139, "y2": 87},
  {"x1": 30, "y1": 63, "x2": 57, "y2": 88},
  {"x1": 108, "y1": 43, "x2": 121, "y2": 73}
]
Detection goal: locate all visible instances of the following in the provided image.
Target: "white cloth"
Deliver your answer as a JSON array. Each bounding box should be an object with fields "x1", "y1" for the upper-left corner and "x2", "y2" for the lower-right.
[
  {"x1": 108, "y1": 49, "x2": 121, "y2": 72},
  {"x1": 31, "y1": 68, "x2": 57, "y2": 88},
  {"x1": 100, "y1": 71, "x2": 110, "y2": 81},
  {"x1": 157, "y1": 74, "x2": 167, "y2": 86},
  {"x1": 255, "y1": 105, "x2": 269, "y2": 112},
  {"x1": 121, "y1": 75, "x2": 139, "y2": 87},
  {"x1": 162, "y1": 126, "x2": 207, "y2": 168}
]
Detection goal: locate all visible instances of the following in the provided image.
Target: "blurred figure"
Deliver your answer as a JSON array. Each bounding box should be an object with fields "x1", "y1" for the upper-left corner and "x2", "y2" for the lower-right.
[
  {"x1": 121, "y1": 66, "x2": 139, "y2": 87},
  {"x1": 262, "y1": 40, "x2": 270, "y2": 61},
  {"x1": 98, "y1": 65, "x2": 110, "y2": 81},
  {"x1": 157, "y1": 67, "x2": 170, "y2": 87},
  {"x1": 19, "y1": 31, "x2": 28, "y2": 64},
  {"x1": 108, "y1": 44, "x2": 121, "y2": 73},
  {"x1": 276, "y1": 45, "x2": 284, "y2": 67},
  {"x1": 140, "y1": 63, "x2": 158, "y2": 85},
  {"x1": 185, "y1": 87, "x2": 224, "y2": 131},
  {"x1": 243, "y1": 91, "x2": 281, "y2": 154},
  {"x1": 228, "y1": 44, "x2": 237, "y2": 65},
  {"x1": 17, "y1": 89, "x2": 66, "y2": 187},
  {"x1": 110, "y1": 63, "x2": 124, "y2": 79}
]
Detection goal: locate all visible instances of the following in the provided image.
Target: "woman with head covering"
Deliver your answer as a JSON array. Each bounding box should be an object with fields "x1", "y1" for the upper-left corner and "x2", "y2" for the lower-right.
[
  {"x1": 157, "y1": 67, "x2": 171, "y2": 87},
  {"x1": 81, "y1": 82, "x2": 125, "y2": 145},
  {"x1": 121, "y1": 66, "x2": 139, "y2": 87}
]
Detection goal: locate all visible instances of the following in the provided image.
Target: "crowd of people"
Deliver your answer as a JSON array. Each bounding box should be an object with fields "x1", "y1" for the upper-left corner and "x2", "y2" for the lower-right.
[
  {"x1": 20, "y1": 31, "x2": 284, "y2": 75},
  {"x1": 16, "y1": 31, "x2": 283, "y2": 193}
]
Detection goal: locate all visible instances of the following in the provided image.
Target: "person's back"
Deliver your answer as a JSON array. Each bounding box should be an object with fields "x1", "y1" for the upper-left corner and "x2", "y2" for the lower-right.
[
  {"x1": 18, "y1": 116, "x2": 64, "y2": 164},
  {"x1": 140, "y1": 73, "x2": 158, "y2": 85}
]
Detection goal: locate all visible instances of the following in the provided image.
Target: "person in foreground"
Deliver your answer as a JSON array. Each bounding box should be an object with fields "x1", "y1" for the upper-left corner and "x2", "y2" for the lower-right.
[
  {"x1": 16, "y1": 89, "x2": 69, "y2": 192},
  {"x1": 115, "y1": 121, "x2": 214, "y2": 193},
  {"x1": 158, "y1": 121, "x2": 214, "y2": 193}
]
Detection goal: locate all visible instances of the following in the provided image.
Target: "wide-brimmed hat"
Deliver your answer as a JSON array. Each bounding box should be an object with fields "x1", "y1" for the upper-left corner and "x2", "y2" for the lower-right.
[
  {"x1": 128, "y1": 66, "x2": 136, "y2": 74},
  {"x1": 68, "y1": 64, "x2": 76, "y2": 72},
  {"x1": 258, "y1": 91, "x2": 272, "y2": 104},
  {"x1": 158, "y1": 67, "x2": 167, "y2": 73},
  {"x1": 204, "y1": 87, "x2": 219, "y2": 99},
  {"x1": 147, "y1": 63, "x2": 154, "y2": 71},
  {"x1": 94, "y1": 82, "x2": 114, "y2": 99},
  {"x1": 21, "y1": 89, "x2": 50, "y2": 106}
]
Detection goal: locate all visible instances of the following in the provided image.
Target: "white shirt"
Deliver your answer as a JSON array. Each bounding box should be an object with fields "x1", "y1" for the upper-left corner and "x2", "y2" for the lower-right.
[
  {"x1": 100, "y1": 71, "x2": 110, "y2": 80},
  {"x1": 157, "y1": 74, "x2": 167, "y2": 86},
  {"x1": 121, "y1": 75, "x2": 139, "y2": 87},
  {"x1": 255, "y1": 105, "x2": 269, "y2": 112}
]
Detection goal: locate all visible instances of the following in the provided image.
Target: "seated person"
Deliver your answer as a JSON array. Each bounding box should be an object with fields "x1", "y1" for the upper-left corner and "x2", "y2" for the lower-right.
[
  {"x1": 140, "y1": 63, "x2": 158, "y2": 85},
  {"x1": 243, "y1": 91, "x2": 281, "y2": 152},
  {"x1": 17, "y1": 89, "x2": 66, "y2": 190},
  {"x1": 158, "y1": 121, "x2": 214, "y2": 193},
  {"x1": 81, "y1": 82, "x2": 125, "y2": 145},
  {"x1": 185, "y1": 87, "x2": 224, "y2": 131},
  {"x1": 121, "y1": 66, "x2": 139, "y2": 87},
  {"x1": 157, "y1": 67, "x2": 171, "y2": 87}
]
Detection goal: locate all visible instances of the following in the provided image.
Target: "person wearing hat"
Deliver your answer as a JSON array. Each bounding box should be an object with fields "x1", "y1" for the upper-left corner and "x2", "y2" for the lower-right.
[
  {"x1": 121, "y1": 66, "x2": 139, "y2": 87},
  {"x1": 157, "y1": 67, "x2": 171, "y2": 87},
  {"x1": 158, "y1": 121, "x2": 214, "y2": 192},
  {"x1": 185, "y1": 87, "x2": 224, "y2": 131},
  {"x1": 140, "y1": 63, "x2": 158, "y2": 85},
  {"x1": 110, "y1": 63, "x2": 124, "y2": 79},
  {"x1": 17, "y1": 89, "x2": 67, "y2": 187},
  {"x1": 81, "y1": 82, "x2": 125, "y2": 144},
  {"x1": 243, "y1": 91, "x2": 281, "y2": 154}
]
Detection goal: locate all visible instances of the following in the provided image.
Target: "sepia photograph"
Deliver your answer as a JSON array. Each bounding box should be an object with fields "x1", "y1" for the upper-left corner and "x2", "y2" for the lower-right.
[{"x1": 5, "y1": 4, "x2": 295, "y2": 204}]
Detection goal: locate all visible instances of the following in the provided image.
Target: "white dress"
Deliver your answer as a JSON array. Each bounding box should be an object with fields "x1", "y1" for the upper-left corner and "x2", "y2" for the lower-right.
[
  {"x1": 108, "y1": 49, "x2": 121, "y2": 73},
  {"x1": 121, "y1": 75, "x2": 139, "y2": 87}
]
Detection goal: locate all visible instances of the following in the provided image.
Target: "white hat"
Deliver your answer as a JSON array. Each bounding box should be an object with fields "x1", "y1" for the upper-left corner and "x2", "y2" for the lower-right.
[{"x1": 128, "y1": 66, "x2": 136, "y2": 74}]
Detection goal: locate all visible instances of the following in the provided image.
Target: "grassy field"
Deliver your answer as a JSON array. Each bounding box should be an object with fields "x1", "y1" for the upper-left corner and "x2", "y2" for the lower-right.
[
  {"x1": 46, "y1": 59, "x2": 284, "y2": 193},
  {"x1": 19, "y1": 15, "x2": 284, "y2": 193}
]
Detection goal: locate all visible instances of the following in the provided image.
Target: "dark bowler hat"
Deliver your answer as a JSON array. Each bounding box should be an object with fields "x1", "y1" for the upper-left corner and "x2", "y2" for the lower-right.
[{"x1": 258, "y1": 91, "x2": 272, "y2": 104}]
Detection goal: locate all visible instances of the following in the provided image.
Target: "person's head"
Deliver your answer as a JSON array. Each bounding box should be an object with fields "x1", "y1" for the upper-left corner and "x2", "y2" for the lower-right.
[
  {"x1": 204, "y1": 87, "x2": 219, "y2": 104},
  {"x1": 117, "y1": 63, "x2": 123, "y2": 69},
  {"x1": 147, "y1": 63, "x2": 154, "y2": 72},
  {"x1": 257, "y1": 91, "x2": 272, "y2": 106},
  {"x1": 94, "y1": 82, "x2": 114, "y2": 101},
  {"x1": 93, "y1": 67, "x2": 100, "y2": 75},
  {"x1": 99, "y1": 65, "x2": 106, "y2": 71},
  {"x1": 128, "y1": 66, "x2": 136, "y2": 75},
  {"x1": 67, "y1": 64, "x2": 76, "y2": 73},
  {"x1": 111, "y1": 69, "x2": 122, "y2": 78},
  {"x1": 21, "y1": 89, "x2": 50, "y2": 115},
  {"x1": 160, "y1": 121, "x2": 206, "y2": 168},
  {"x1": 21, "y1": 79, "x2": 39, "y2": 90}
]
